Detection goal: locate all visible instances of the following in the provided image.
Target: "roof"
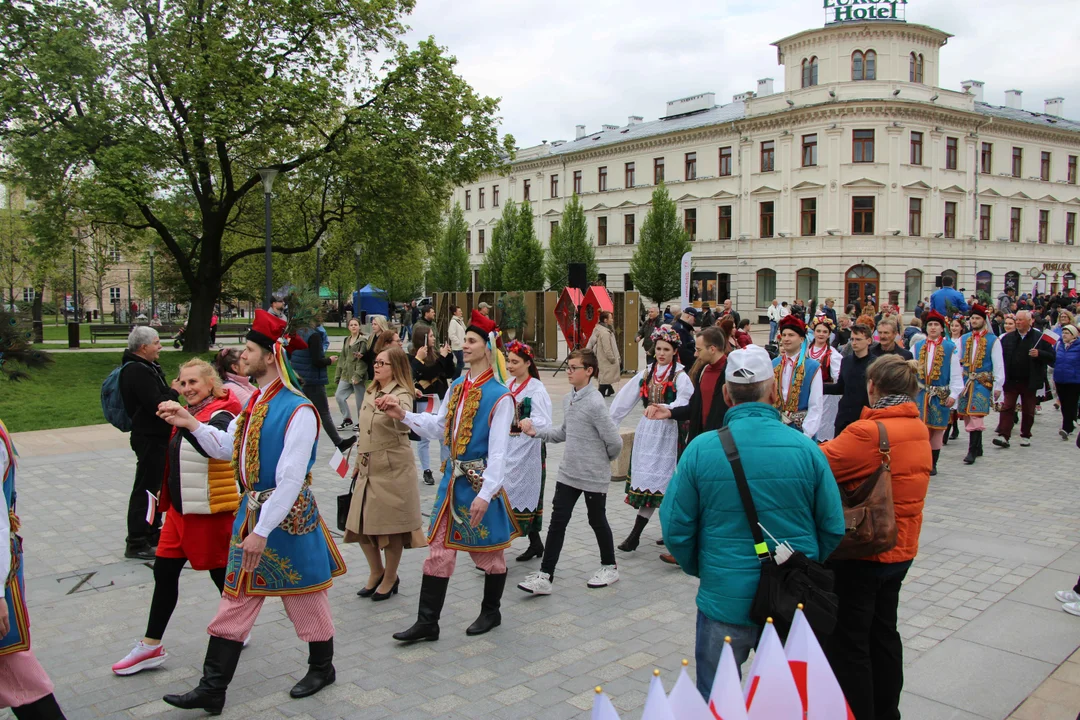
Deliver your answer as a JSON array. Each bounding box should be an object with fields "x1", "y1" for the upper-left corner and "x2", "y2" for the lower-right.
[{"x1": 973, "y1": 102, "x2": 1080, "y2": 133}]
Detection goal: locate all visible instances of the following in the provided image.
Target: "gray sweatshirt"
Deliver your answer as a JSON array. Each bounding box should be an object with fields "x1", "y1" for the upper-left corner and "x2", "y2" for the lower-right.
[{"x1": 538, "y1": 383, "x2": 623, "y2": 493}]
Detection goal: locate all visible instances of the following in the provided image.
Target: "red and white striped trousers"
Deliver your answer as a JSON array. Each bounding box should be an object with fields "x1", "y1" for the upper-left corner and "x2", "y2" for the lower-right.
[
  {"x1": 0, "y1": 649, "x2": 54, "y2": 709},
  {"x1": 206, "y1": 588, "x2": 334, "y2": 643},
  {"x1": 422, "y1": 512, "x2": 506, "y2": 578}
]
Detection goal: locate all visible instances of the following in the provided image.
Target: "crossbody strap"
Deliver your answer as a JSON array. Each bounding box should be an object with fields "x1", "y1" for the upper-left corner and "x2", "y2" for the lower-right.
[
  {"x1": 874, "y1": 420, "x2": 890, "y2": 454},
  {"x1": 717, "y1": 427, "x2": 771, "y2": 561}
]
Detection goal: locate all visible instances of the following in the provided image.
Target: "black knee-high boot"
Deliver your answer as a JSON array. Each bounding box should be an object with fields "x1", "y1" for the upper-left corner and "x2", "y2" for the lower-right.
[
  {"x1": 466, "y1": 572, "x2": 507, "y2": 636},
  {"x1": 162, "y1": 636, "x2": 244, "y2": 715},
  {"x1": 12, "y1": 694, "x2": 66, "y2": 720},
  {"x1": 618, "y1": 514, "x2": 649, "y2": 552},
  {"x1": 393, "y1": 574, "x2": 449, "y2": 642},
  {"x1": 516, "y1": 531, "x2": 544, "y2": 562},
  {"x1": 290, "y1": 639, "x2": 335, "y2": 698},
  {"x1": 964, "y1": 431, "x2": 980, "y2": 465},
  {"x1": 930, "y1": 449, "x2": 939, "y2": 476}
]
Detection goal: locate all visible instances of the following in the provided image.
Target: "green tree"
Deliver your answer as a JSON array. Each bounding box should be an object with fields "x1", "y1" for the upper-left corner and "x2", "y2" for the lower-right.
[
  {"x1": 479, "y1": 199, "x2": 520, "y2": 291},
  {"x1": 0, "y1": 0, "x2": 512, "y2": 351},
  {"x1": 503, "y1": 202, "x2": 545, "y2": 291},
  {"x1": 545, "y1": 194, "x2": 598, "y2": 292},
  {"x1": 427, "y1": 203, "x2": 471, "y2": 293},
  {"x1": 629, "y1": 184, "x2": 692, "y2": 306}
]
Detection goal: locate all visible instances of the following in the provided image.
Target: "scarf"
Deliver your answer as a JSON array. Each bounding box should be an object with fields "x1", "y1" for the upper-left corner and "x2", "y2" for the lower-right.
[{"x1": 872, "y1": 394, "x2": 912, "y2": 409}]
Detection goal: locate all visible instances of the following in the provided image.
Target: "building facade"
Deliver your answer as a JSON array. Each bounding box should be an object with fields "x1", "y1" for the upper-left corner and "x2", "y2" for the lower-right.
[{"x1": 453, "y1": 16, "x2": 1080, "y2": 315}]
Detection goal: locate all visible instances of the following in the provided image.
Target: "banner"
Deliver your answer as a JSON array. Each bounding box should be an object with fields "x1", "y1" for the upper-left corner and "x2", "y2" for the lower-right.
[{"x1": 680, "y1": 252, "x2": 692, "y2": 310}]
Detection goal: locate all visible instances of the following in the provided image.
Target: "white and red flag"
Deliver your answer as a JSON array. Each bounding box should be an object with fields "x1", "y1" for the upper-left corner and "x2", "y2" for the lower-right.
[
  {"x1": 417, "y1": 394, "x2": 440, "y2": 413},
  {"x1": 785, "y1": 607, "x2": 855, "y2": 720},
  {"x1": 591, "y1": 686, "x2": 621, "y2": 720},
  {"x1": 668, "y1": 661, "x2": 712, "y2": 719},
  {"x1": 708, "y1": 639, "x2": 748, "y2": 720},
  {"x1": 328, "y1": 448, "x2": 350, "y2": 478},
  {"x1": 641, "y1": 670, "x2": 676, "y2": 720},
  {"x1": 743, "y1": 620, "x2": 803, "y2": 719}
]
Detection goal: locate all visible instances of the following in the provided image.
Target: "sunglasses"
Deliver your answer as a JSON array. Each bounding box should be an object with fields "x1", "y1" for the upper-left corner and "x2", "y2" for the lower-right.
[{"x1": 373, "y1": 360, "x2": 390, "y2": 368}]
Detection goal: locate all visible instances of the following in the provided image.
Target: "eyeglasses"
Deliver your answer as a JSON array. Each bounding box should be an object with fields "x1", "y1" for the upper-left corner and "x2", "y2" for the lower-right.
[
  {"x1": 373, "y1": 360, "x2": 390, "y2": 368},
  {"x1": 567, "y1": 365, "x2": 585, "y2": 372}
]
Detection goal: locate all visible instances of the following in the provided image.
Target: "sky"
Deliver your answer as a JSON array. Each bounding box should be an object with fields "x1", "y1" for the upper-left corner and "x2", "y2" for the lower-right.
[{"x1": 401, "y1": 0, "x2": 1080, "y2": 149}]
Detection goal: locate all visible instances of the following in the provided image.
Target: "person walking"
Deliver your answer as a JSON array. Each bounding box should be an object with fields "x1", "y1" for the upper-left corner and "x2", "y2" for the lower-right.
[
  {"x1": 586, "y1": 311, "x2": 621, "y2": 397},
  {"x1": 119, "y1": 326, "x2": 180, "y2": 560},
  {"x1": 807, "y1": 316, "x2": 843, "y2": 441},
  {"x1": 333, "y1": 318, "x2": 369, "y2": 433},
  {"x1": 516, "y1": 348, "x2": 624, "y2": 594},
  {"x1": 824, "y1": 323, "x2": 876, "y2": 436},
  {"x1": 767, "y1": 299, "x2": 783, "y2": 343},
  {"x1": 820, "y1": 355, "x2": 932, "y2": 720},
  {"x1": 773, "y1": 315, "x2": 824, "y2": 439},
  {"x1": 911, "y1": 311, "x2": 963, "y2": 476},
  {"x1": 410, "y1": 325, "x2": 455, "y2": 486},
  {"x1": 344, "y1": 347, "x2": 427, "y2": 602},
  {"x1": 994, "y1": 310, "x2": 1056, "y2": 448},
  {"x1": 660, "y1": 345, "x2": 845, "y2": 698},
  {"x1": 291, "y1": 310, "x2": 357, "y2": 453},
  {"x1": 214, "y1": 349, "x2": 256, "y2": 408},
  {"x1": 413, "y1": 304, "x2": 435, "y2": 338},
  {"x1": 957, "y1": 306, "x2": 1003, "y2": 464},
  {"x1": 448, "y1": 305, "x2": 467, "y2": 378},
  {"x1": 112, "y1": 359, "x2": 242, "y2": 676},
  {"x1": 1053, "y1": 324, "x2": 1080, "y2": 440}
]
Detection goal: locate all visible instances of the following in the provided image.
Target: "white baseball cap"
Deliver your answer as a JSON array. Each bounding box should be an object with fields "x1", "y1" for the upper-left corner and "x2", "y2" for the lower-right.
[{"x1": 726, "y1": 345, "x2": 774, "y2": 384}]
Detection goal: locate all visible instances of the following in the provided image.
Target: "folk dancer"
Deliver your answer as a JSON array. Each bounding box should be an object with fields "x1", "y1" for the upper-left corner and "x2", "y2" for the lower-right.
[
  {"x1": 807, "y1": 316, "x2": 843, "y2": 441},
  {"x1": 386, "y1": 310, "x2": 520, "y2": 642},
  {"x1": 773, "y1": 314, "x2": 824, "y2": 439},
  {"x1": 609, "y1": 325, "x2": 693, "y2": 553},
  {"x1": 503, "y1": 341, "x2": 553, "y2": 563},
  {"x1": 957, "y1": 305, "x2": 1004, "y2": 465},
  {"x1": 157, "y1": 309, "x2": 346, "y2": 714},
  {"x1": 912, "y1": 311, "x2": 964, "y2": 476},
  {"x1": 944, "y1": 317, "x2": 968, "y2": 443}
]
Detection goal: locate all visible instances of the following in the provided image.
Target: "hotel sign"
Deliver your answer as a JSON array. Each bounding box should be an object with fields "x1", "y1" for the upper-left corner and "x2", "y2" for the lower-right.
[{"x1": 824, "y1": 0, "x2": 908, "y2": 24}]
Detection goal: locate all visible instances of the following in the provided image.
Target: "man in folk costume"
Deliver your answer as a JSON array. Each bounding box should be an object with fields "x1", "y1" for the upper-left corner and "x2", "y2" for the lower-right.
[
  {"x1": 912, "y1": 310, "x2": 964, "y2": 476},
  {"x1": 157, "y1": 309, "x2": 346, "y2": 714},
  {"x1": 383, "y1": 310, "x2": 520, "y2": 642},
  {"x1": 773, "y1": 314, "x2": 824, "y2": 439},
  {"x1": 958, "y1": 304, "x2": 1004, "y2": 465},
  {"x1": 806, "y1": 315, "x2": 843, "y2": 441}
]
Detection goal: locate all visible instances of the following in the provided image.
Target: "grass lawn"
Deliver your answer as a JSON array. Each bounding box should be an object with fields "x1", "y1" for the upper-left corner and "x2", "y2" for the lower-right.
[{"x1": 0, "y1": 351, "x2": 211, "y2": 432}]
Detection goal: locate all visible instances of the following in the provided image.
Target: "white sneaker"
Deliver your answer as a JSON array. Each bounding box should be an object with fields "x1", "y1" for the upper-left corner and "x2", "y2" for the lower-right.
[
  {"x1": 1063, "y1": 601, "x2": 1080, "y2": 617},
  {"x1": 518, "y1": 571, "x2": 552, "y2": 595},
  {"x1": 1020, "y1": 438, "x2": 1031, "y2": 447},
  {"x1": 111, "y1": 640, "x2": 168, "y2": 675},
  {"x1": 1061, "y1": 429, "x2": 1070, "y2": 441},
  {"x1": 1056, "y1": 590, "x2": 1080, "y2": 603},
  {"x1": 587, "y1": 565, "x2": 620, "y2": 589}
]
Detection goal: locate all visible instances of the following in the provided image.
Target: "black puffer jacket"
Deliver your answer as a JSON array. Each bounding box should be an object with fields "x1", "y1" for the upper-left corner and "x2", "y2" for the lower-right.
[{"x1": 119, "y1": 350, "x2": 179, "y2": 440}]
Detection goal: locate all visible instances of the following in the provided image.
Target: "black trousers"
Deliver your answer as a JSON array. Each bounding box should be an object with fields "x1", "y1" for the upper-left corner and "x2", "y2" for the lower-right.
[
  {"x1": 1057, "y1": 382, "x2": 1080, "y2": 434},
  {"x1": 302, "y1": 383, "x2": 344, "y2": 447},
  {"x1": 540, "y1": 482, "x2": 616, "y2": 578},
  {"x1": 128, "y1": 436, "x2": 168, "y2": 547},
  {"x1": 825, "y1": 559, "x2": 912, "y2": 720},
  {"x1": 145, "y1": 557, "x2": 226, "y2": 640}
]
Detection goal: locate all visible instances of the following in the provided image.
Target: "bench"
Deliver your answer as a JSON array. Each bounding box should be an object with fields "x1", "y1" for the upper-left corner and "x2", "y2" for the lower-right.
[
  {"x1": 90, "y1": 323, "x2": 184, "y2": 343},
  {"x1": 214, "y1": 323, "x2": 250, "y2": 343}
]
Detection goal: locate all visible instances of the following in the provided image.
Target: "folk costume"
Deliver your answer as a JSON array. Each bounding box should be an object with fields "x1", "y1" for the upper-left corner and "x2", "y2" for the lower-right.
[
  {"x1": 163, "y1": 310, "x2": 346, "y2": 715},
  {"x1": 394, "y1": 311, "x2": 518, "y2": 642},
  {"x1": 912, "y1": 310, "x2": 964, "y2": 475},
  {"x1": 773, "y1": 315, "x2": 825, "y2": 439},
  {"x1": 957, "y1": 305, "x2": 1004, "y2": 465},
  {"x1": 609, "y1": 325, "x2": 693, "y2": 552},
  {"x1": 807, "y1": 316, "x2": 844, "y2": 441},
  {"x1": 0, "y1": 420, "x2": 66, "y2": 720}
]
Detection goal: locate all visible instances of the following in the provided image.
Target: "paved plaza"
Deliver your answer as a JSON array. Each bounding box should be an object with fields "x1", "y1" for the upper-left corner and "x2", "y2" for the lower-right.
[{"x1": 7, "y1": 370, "x2": 1080, "y2": 720}]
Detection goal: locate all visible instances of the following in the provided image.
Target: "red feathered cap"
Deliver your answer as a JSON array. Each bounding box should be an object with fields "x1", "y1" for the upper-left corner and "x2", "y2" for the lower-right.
[
  {"x1": 922, "y1": 310, "x2": 947, "y2": 327},
  {"x1": 247, "y1": 309, "x2": 287, "y2": 350},
  {"x1": 969, "y1": 304, "x2": 989, "y2": 320},
  {"x1": 778, "y1": 314, "x2": 807, "y2": 337}
]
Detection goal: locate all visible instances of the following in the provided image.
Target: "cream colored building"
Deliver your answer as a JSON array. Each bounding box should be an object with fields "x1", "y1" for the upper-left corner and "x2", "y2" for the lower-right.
[{"x1": 453, "y1": 16, "x2": 1080, "y2": 316}]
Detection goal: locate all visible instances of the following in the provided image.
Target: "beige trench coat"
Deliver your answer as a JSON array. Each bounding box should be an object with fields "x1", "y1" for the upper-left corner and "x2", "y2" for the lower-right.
[
  {"x1": 587, "y1": 323, "x2": 621, "y2": 385},
  {"x1": 343, "y1": 380, "x2": 427, "y2": 548}
]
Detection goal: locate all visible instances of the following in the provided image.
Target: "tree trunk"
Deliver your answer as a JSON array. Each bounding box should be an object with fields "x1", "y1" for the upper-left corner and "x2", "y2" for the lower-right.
[{"x1": 183, "y1": 284, "x2": 216, "y2": 352}]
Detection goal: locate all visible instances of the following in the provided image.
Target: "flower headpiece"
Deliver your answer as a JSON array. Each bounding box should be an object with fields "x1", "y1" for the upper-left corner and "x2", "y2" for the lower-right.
[
  {"x1": 651, "y1": 324, "x2": 681, "y2": 347},
  {"x1": 809, "y1": 315, "x2": 835, "y2": 332},
  {"x1": 506, "y1": 340, "x2": 534, "y2": 361}
]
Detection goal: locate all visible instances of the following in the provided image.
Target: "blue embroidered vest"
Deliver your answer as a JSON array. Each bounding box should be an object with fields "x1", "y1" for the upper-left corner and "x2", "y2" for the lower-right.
[
  {"x1": 772, "y1": 355, "x2": 821, "y2": 412},
  {"x1": 958, "y1": 332, "x2": 998, "y2": 417},
  {"x1": 1, "y1": 420, "x2": 29, "y2": 655},
  {"x1": 913, "y1": 338, "x2": 956, "y2": 429}
]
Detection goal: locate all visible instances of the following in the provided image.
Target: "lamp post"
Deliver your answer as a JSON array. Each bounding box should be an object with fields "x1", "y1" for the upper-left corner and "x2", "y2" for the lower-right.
[
  {"x1": 127, "y1": 269, "x2": 132, "y2": 325},
  {"x1": 148, "y1": 247, "x2": 156, "y2": 324},
  {"x1": 353, "y1": 245, "x2": 362, "y2": 323},
  {"x1": 315, "y1": 237, "x2": 323, "y2": 294},
  {"x1": 258, "y1": 168, "x2": 279, "y2": 309},
  {"x1": 71, "y1": 246, "x2": 78, "y2": 323}
]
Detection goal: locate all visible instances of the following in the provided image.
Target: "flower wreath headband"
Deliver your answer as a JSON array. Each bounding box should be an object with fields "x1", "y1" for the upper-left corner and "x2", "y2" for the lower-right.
[
  {"x1": 506, "y1": 340, "x2": 534, "y2": 361},
  {"x1": 650, "y1": 324, "x2": 681, "y2": 348}
]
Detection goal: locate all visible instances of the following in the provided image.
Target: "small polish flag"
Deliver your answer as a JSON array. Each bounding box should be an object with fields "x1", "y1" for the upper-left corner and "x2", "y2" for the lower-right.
[
  {"x1": 591, "y1": 686, "x2": 621, "y2": 720},
  {"x1": 708, "y1": 639, "x2": 748, "y2": 720},
  {"x1": 1041, "y1": 328, "x2": 1060, "y2": 346},
  {"x1": 328, "y1": 448, "x2": 350, "y2": 478},
  {"x1": 667, "y1": 660, "x2": 712, "y2": 719},
  {"x1": 641, "y1": 670, "x2": 676, "y2": 720},
  {"x1": 418, "y1": 394, "x2": 440, "y2": 413},
  {"x1": 743, "y1": 619, "x2": 803, "y2": 719},
  {"x1": 785, "y1": 606, "x2": 855, "y2": 720}
]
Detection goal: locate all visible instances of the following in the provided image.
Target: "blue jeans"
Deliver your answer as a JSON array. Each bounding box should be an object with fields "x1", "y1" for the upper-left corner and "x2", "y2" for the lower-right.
[
  {"x1": 417, "y1": 437, "x2": 450, "y2": 474},
  {"x1": 695, "y1": 610, "x2": 761, "y2": 699},
  {"x1": 453, "y1": 350, "x2": 464, "y2": 379},
  {"x1": 769, "y1": 320, "x2": 778, "y2": 343}
]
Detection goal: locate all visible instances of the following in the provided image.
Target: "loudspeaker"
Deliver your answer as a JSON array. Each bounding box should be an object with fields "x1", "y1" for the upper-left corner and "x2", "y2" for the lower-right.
[
  {"x1": 935, "y1": 275, "x2": 943, "y2": 288},
  {"x1": 568, "y1": 263, "x2": 587, "y2": 293}
]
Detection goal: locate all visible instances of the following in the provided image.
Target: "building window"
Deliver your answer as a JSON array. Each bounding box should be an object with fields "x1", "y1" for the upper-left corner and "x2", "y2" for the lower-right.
[
  {"x1": 909, "y1": 52, "x2": 924, "y2": 83},
  {"x1": 624, "y1": 214, "x2": 635, "y2": 244},
  {"x1": 654, "y1": 157, "x2": 664, "y2": 184},
  {"x1": 946, "y1": 137, "x2": 958, "y2": 170},
  {"x1": 597, "y1": 217, "x2": 607, "y2": 246},
  {"x1": 478, "y1": 187, "x2": 485, "y2": 209},
  {"x1": 492, "y1": 185, "x2": 499, "y2": 207},
  {"x1": 465, "y1": 190, "x2": 471, "y2": 210},
  {"x1": 853, "y1": 130, "x2": 874, "y2": 163},
  {"x1": 685, "y1": 152, "x2": 697, "y2": 181},
  {"x1": 598, "y1": 167, "x2": 607, "y2": 192},
  {"x1": 979, "y1": 205, "x2": 992, "y2": 241},
  {"x1": 1069, "y1": 155, "x2": 1078, "y2": 185},
  {"x1": 981, "y1": 143, "x2": 993, "y2": 174},
  {"x1": 21, "y1": 287, "x2": 35, "y2": 303},
  {"x1": 572, "y1": 171, "x2": 582, "y2": 195},
  {"x1": 910, "y1": 132, "x2": 923, "y2": 165},
  {"x1": 760, "y1": 201, "x2": 774, "y2": 238},
  {"x1": 109, "y1": 287, "x2": 121, "y2": 302},
  {"x1": 1068, "y1": 212, "x2": 1076, "y2": 245},
  {"x1": 550, "y1": 174, "x2": 559, "y2": 198},
  {"x1": 852, "y1": 49, "x2": 875, "y2": 81},
  {"x1": 1012, "y1": 147, "x2": 1022, "y2": 178},
  {"x1": 761, "y1": 141, "x2": 775, "y2": 172},
  {"x1": 801, "y1": 198, "x2": 817, "y2": 236},
  {"x1": 1039, "y1": 209, "x2": 1050, "y2": 243},
  {"x1": 802, "y1": 57, "x2": 819, "y2": 88},
  {"x1": 976, "y1": 271, "x2": 993, "y2": 297},
  {"x1": 1010, "y1": 207, "x2": 1021, "y2": 242},
  {"x1": 625, "y1": 162, "x2": 635, "y2": 189},
  {"x1": 756, "y1": 268, "x2": 777, "y2": 307},
  {"x1": 478, "y1": 229, "x2": 485, "y2": 254},
  {"x1": 802, "y1": 134, "x2": 817, "y2": 167},
  {"x1": 719, "y1": 147, "x2": 732, "y2": 176},
  {"x1": 796, "y1": 268, "x2": 819, "y2": 304},
  {"x1": 1041, "y1": 152, "x2": 1051, "y2": 181},
  {"x1": 909, "y1": 198, "x2": 922, "y2": 236},
  {"x1": 685, "y1": 208, "x2": 697, "y2": 241},
  {"x1": 106, "y1": 243, "x2": 121, "y2": 263},
  {"x1": 550, "y1": 220, "x2": 559, "y2": 238},
  {"x1": 853, "y1": 196, "x2": 875, "y2": 234},
  {"x1": 944, "y1": 201, "x2": 957, "y2": 238},
  {"x1": 718, "y1": 205, "x2": 732, "y2": 239},
  {"x1": 465, "y1": 230, "x2": 472, "y2": 254},
  {"x1": 523, "y1": 179, "x2": 531, "y2": 201},
  {"x1": 624, "y1": 273, "x2": 634, "y2": 291},
  {"x1": 905, "y1": 269, "x2": 923, "y2": 312}
]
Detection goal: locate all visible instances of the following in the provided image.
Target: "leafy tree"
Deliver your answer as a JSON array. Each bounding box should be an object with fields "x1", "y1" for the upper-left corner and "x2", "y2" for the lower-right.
[
  {"x1": 427, "y1": 203, "x2": 471, "y2": 293},
  {"x1": 479, "y1": 199, "x2": 520, "y2": 291},
  {"x1": 629, "y1": 184, "x2": 692, "y2": 306},
  {"x1": 0, "y1": 0, "x2": 512, "y2": 350},
  {"x1": 545, "y1": 194, "x2": 598, "y2": 292},
  {"x1": 0, "y1": 186, "x2": 30, "y2": 309},
  {"x1": 503, "y1": 202, "x2": 545, "y2": 291}
]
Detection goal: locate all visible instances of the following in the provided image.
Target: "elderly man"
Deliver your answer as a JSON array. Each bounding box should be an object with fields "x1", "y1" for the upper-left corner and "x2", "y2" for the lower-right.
[
  {"x1": 872, "y1": 317, "x2": 913, "y2": 360},
  {"x1": 994, "y1": 309, "x2": 1056, "y2": 448},
  {"x1": 119, "y1": 326, "x2": 179, "y2": 559},
  {"x1": 767, "y1": 298, "x2": 783, "y2": 343}
]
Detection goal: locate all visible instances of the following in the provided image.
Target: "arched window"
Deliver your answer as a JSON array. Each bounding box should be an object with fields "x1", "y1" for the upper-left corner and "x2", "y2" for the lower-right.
[
  {"x1": 905, "y1": 269, "x2": 923, "y2": 312},
  {"x1": 909, "y1": 52, "x2": 924, "y2": 83},
  {"x1": 852, "y1": 51, "x2": 864, "y2": 81},
  {"x1": 796, "y1": 268, "x2": 819, "y2": 303},
  {"x1": 941, "y1": 269, "x2": 959, "y2": 290},
  {"x1": 756, "y1": 268, "x2": 777, "y2": 307},
  {"x1": 802, "y1": 57, "x2": 819, "y2": 88},
  {"x1": 1004, "y1": 271, "x2": 1020, "y2": 293},
  {"x1": 976, "y1": 271, "x2": 993, "y2": 296},
  {"x1": 845, "y1": 264, "x2": 879, "y2": 306},
  {"x1": 865, "y1": 50, "x2": 876, "y2": 80}
]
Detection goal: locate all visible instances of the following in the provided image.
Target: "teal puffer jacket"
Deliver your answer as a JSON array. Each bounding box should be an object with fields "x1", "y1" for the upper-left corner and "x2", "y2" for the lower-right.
[{"x1": 659, "y1": 402, "x2": 845, "y2": 627}]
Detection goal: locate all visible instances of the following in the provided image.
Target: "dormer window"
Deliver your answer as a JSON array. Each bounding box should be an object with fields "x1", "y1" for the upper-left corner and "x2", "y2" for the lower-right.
[
  {"x1": 909, "y1": 52, "x2": 924, "y2": 83},
  {"x1": 852, "y1": 50, "x2": 876, "y2": 81},
  {"x1": 801, "y1": 57, "x2": 819, "y2": 88}
]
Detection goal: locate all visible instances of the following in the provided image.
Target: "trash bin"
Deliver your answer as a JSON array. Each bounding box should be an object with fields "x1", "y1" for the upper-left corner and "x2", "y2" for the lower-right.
[{"x1": 67, "y1": 322, "x2": 80, "y2": 349}]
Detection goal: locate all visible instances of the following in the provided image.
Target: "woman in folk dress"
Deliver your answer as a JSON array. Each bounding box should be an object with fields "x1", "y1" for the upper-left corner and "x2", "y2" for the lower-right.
[
  {"x1": 609, "y1": 325, "x2": 693, "y2": 552},
  {"x1": 503, "y1": 341, "x2": 553, "y2": 562},
  {"x1": 807, "y1": 316, "x2": 843, "y2": 441}
]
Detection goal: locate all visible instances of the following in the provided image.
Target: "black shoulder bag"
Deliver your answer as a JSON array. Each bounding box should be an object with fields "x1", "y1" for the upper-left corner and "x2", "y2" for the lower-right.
[{"x1": 717, "y1": 426, "x2": 838, "y2": 641}]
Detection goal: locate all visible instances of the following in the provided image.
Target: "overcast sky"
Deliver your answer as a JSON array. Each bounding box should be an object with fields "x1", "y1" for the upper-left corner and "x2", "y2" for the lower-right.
[{"x1": 401, "y1": 0, "x2": 1080, "y2": 149}]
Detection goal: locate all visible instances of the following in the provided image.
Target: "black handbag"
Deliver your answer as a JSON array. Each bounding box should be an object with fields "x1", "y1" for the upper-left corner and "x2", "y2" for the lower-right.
[
  {"x1": 717, "y1": 427, "x2": 838, "y2": 641},
  {"x1": 337, "y1": 470, "x2": 355, "y2": 533}
]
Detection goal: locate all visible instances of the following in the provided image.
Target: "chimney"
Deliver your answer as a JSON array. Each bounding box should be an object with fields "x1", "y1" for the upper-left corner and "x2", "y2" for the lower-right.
[
  {"x1": 628, "y1": 115, "x2": 643, "y2": 125},
  {"x1": 575, "y1": 124, "x2": 586, "y2": 140},
  {"x1": 1045, "y1": 97, "x2": 1064, "y2": 116},
  {"x1": 757, "y1": 78, "x2": 775, "y2": 96},
  {"x1": 961, "y1": 80, "x2": 984, "y2": 102},
  {"x1": 601, "y1": 124, "x2": 619, "y2": 131},
  {"x1": 733, "y1": 91, "x2": 755, "y2": 103},
  {"x1": 1005, "y1": 89, "x2": 1023, "y2": 109}
]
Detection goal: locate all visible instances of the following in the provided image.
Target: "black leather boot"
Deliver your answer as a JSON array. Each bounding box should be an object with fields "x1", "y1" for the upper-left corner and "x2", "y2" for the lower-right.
[
  {"x1": 976, "y1": 430, "x2": 984, "y2": 456},
  {"x1": 949, "y1": 418, "x2": 960, "y2": 440},
  {"x1": 618, "y1": 514, "x2": 649, "y2": 552},
  {"x1": 12, "y1": 693, "x2": 66, "y2": 720},
  {"x1": 466, "y1": 572, "x2": 507, "y2": 636},
  {"x1": 162, "y1": 636, "x2": 244, "y2": 716},
  {"x1": 393, "y1": 574, "x2": 449, "y2": 642},
  {"x1": 963, "y1": 431, "x2": 979, "y2": 465},
  {"x1": 930, "y1": 449, "x2": 939, "y2": 476},
  {"x1": 516, "y1": 531, "x2": 544, "y2": 562},
  {"x1": 290, "y1": 639, "x2": 336, "y2": 698}
]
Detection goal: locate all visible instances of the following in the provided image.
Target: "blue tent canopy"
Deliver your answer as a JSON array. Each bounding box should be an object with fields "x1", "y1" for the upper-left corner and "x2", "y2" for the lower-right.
[{"x1": 353, "y1": 284, "x2": 390, "y2": 320}]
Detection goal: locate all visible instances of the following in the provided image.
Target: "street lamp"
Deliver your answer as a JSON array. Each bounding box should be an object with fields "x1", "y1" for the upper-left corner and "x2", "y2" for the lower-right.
[
  {"x1": 148, "y1": 247, "x2": 156, "y2": 324},
  {"x1": 71, "y1": 246, "x2": 78, "y2": 324},
  {"x1": 258, "y1": 167, "x2": 279, "y2": 309},
  {"x1": 353, "y1": 245, "x2": 363, "y2": 322},
  {"x1": 315, "y1": 237, "x2": 323, "y2": 295}
]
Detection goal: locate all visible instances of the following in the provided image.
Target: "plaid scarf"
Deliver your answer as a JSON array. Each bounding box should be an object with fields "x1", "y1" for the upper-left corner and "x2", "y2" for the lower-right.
[{"x1": 872, "y1": 394, "x2": 912, "y2": 409}]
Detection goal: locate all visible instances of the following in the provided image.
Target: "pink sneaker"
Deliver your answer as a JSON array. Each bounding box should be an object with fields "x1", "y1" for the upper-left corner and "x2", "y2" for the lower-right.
[{"x1": 112, "y1": 641, "x2": 168, "y2": 675}]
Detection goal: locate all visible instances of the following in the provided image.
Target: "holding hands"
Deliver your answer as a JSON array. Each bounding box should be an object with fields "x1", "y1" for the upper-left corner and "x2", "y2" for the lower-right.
[
  {"x1": 157, "y1": 400, "x2": 198, "y2": 431},
  {"x1": 519, "y1": 418, "x2": 536, "y2": 437},
  {"x1": 644, "y1": 405, "x2": 672, "y2": 420},
  {"x1": 375, "y1": 392, "x2": 406, "y2": 420}
]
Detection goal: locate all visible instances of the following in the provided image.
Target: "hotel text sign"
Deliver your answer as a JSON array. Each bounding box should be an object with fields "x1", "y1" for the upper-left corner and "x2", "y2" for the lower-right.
[{"x1": 824, "y1": 0, "x2": 908, "y2": 24}]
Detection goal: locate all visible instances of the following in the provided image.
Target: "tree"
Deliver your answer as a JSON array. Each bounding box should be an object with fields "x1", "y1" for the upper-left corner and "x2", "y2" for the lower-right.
[
  {"x1": 545, "y1": 194, "x2": 598, "y2": 292},
  {"x1": 479, "y1": 199, "x2": 520, "y2": 291},
  {"x1": 0, "y1": 0, "x2": 512, "y2": 351},
  {"x1": 0, "y1": 186, "x2": 30, "y2": 309},
  {"x1": 503, "y1": 202, "x2": 545, "y2": 291},
  {"x1": 427, "y1": 203, "x2": 471, "y2": 293},
  {"x1": 629, "y1": 184, "x2": 692, "y2": 306}
]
